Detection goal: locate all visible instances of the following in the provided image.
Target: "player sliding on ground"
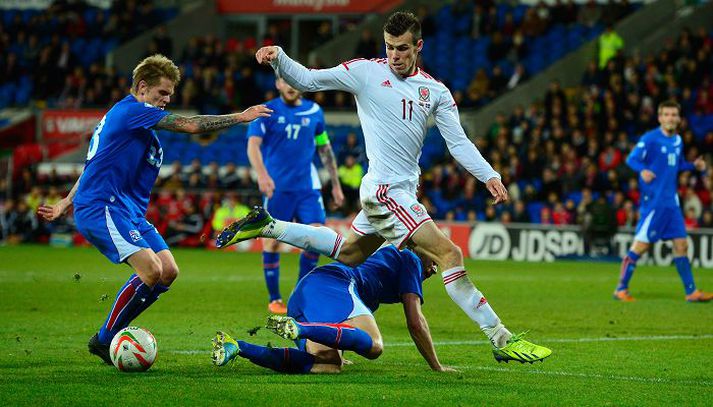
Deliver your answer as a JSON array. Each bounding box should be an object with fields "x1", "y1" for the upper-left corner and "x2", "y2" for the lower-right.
[
  {"x1": 216, "y1": 12, "x2": 551, "y2": 363},
  {"x1": 213, "y1": 246, "x2": 542, "y2": 373}
]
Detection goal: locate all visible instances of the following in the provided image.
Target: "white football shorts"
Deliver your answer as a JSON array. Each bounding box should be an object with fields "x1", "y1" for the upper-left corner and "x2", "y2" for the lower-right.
[{"x1": 351, "y1": 176, "x2": 432, "y2": 248}]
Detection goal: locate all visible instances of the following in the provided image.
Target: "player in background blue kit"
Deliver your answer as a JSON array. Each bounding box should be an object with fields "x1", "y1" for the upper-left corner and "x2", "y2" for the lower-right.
[
  {"x1": 613, "y1": 100, "x2": 712, "y2": 302},
  {"x1": 38, "y1": 54, "x2": 272, "y2": 364},
  {"x1": 246, "y1": 76, "x2": 344, "y2": 314},
  {"x1": 212, "y1": 246, "x2": 459, "y2": 373}
]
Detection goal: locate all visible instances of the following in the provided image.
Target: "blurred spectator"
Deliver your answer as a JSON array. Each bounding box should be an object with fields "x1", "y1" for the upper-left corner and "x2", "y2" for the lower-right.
[
  {"x1": 211, "y1": 194, "x2": 249, "y2": 236},
  {"x1": 355, "y1": 29, "x2": 378, "y2": 58},
  {"x1": 337, "y1": 133, "x2": 366, "y2": 166},
  {"x1": 338, "y1": 155, "x2": 363, "y2": 215},
  {"x1": 582, "y1": 195, "x2": 617, "y2": 255},
  {"x1": 165, "y1": 202, "x2": 205, "y2": 246},
  {"x1": 598, "y1": 24, "x2": 624, "y2": 68}
]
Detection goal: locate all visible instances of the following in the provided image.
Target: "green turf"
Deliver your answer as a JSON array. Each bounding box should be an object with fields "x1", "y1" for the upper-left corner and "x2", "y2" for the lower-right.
[{"x1": 1, "y1": 245, "x2": 711, "y2": 406}]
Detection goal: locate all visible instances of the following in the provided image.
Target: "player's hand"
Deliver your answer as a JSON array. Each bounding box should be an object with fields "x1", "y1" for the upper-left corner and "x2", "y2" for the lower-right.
[
  {"x1": 257, "y1": 173, "x2": 275, "y2": 198},
  {"x1": 256, "y1": 46, "x2": 280, "y2": 65},
  {"x1": 485, "y1": 177, "x2": 508, "y2": 204},
  {"x1": 331, "y1": 184, "x2": 345, "y2": 208},
  {"x1": 640, "y1": 169, "x2": 656, "y2": 183},
  {"x1": 239, "y1": 105, "x2": 272, "y2": 122},
  {"x1": 693, "y1": 156, "x2": 707, "y2": 172},
  {"x1": 434, "y1": 365, "x2": 460, "y2": 373},
  {"x1": 37, "y1": 198, "x2": 70, "y2": 221}
]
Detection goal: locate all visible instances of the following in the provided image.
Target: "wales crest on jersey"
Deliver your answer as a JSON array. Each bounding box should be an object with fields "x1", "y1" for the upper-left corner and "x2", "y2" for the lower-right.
[{"x1": 418, "y1": 86, "x2": 430, "y2": 102}]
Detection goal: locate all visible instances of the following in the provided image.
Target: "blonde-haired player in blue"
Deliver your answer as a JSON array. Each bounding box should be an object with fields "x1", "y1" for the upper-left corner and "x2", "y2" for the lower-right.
[{"x1": 212, "y1": 246, "x2": 458, "y2": 373}]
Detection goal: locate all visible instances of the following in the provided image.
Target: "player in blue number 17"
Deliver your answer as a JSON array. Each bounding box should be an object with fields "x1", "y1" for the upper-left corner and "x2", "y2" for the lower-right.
[
  {"x1": 38, "y1": 54, "x2": 272, "y2": 365},
  {"x1": 613, "y1": 100, "x2": 712, "y2": 302},
  {"x1": 246, "y1": 75, "x2": 344, "y2": 314}
]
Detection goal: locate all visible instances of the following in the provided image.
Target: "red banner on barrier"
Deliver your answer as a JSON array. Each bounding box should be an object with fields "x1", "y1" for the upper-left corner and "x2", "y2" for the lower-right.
[
  {"x1": 41, "y1": 110, "x2": 105, "y2": 143},
  {"x1": 216, "y1": 0, "x2": 402, "y2": 14}
]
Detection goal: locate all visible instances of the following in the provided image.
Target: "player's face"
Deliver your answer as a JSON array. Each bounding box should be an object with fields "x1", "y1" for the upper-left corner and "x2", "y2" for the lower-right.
[
  {"x1": 276, "y1": 78, "x2": 301, "y2": 105},
  {"x1": 658, "y1": 107, "x2": 680, "y2": 134},
  {"x1": 138, "y1": 77, "x2": 175, "y2": 109},
  {"x1": 384, "y1": 31, "x2": 423, "y2": 76}
]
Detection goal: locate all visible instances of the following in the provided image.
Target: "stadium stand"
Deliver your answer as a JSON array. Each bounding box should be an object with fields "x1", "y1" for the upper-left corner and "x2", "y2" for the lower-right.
[{"x1": 1, "y1": 1, "x2": 712, "y2": 248}]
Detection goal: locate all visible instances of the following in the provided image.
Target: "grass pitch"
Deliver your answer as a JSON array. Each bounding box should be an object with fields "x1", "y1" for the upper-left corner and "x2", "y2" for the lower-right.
[{"x1": 1, "y1": 245, "x2": 711, "y2": 406}]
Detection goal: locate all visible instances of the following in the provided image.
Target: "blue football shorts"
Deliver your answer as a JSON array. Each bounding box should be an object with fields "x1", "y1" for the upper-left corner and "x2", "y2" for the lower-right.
[
  {"x1": 264, "y1": 189, "x2": 326, "y2": 225},
  {"x1": 74, "y1": 204, "x2": 168, "y2": 264},
  {"x1": 287, "y1": 270, "x2": 372, "y2": 323},
  {"x1": 634, "y1": 206, "x2": 687, "y2": 243}
]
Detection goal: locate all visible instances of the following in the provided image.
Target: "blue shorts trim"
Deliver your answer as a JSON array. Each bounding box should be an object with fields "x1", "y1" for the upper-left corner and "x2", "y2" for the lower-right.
[
  {"x1": 287, "y1": 271, "x2": 372, "y2": 323},
  {"x1": 74, "y1": 205, "x2": 168, "y2": 264},
  {"x1": 264, "y1": 189, "x2": 326, "y2": 225},
  {"x1": 634, "y1": 206, "x2": 687, "y2": 243}
]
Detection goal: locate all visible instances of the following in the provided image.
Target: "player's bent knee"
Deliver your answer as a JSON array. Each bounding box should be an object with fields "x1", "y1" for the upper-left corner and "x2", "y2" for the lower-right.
[
  {"x1": 137, "y1": 256, "x2": 163, "y2": 286},
  {"x1": 161, "y1": 263, "x2": 179, "y2": 285},
  {"x1": 365, "y1": 340, "x2": 383, "y2": 359}
]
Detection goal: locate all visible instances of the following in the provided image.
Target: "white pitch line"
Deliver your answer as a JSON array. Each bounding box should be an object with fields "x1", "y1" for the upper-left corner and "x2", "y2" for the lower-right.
[
  {"x1": 457, "y1": 365, "x2": 713, "y2": 387},
  {"x1": 169, "y1": 333, "x2": 713, "y2": 355},
  {"x1": 386, "y1": 333, "x2": 713, "y2": 347}
]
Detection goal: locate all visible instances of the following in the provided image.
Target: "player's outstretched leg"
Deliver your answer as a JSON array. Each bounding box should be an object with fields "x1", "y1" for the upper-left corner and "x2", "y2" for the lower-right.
[
  {"x1": 211, "y1": 330, "x2": 315, "y2": 373},
  {"x1": 216, "y1": 207, "x2": 345, "y2": 261},
  {"x1": 492, "y1": 332, "x2": 553, "y2": 364},
  {"x1": 266, "y1": 315, "x2": 375, "y2": 358}
]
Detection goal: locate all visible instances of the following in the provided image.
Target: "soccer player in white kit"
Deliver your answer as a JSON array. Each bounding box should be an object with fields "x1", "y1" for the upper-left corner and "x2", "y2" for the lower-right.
[{"x1": 218, "y1": 11, "x2": 551, "y2": 363}]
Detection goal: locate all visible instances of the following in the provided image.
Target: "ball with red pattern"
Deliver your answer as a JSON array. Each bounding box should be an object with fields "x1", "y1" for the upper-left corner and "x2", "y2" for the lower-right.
[{"x1": 109, "y1": 327, "x2": 157, "y2": 372}]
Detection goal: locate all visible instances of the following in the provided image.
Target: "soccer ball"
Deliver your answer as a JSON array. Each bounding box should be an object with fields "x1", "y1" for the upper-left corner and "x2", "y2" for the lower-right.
[{"x1": 109, "y1": 327, "x2": 157, "y2": 372}]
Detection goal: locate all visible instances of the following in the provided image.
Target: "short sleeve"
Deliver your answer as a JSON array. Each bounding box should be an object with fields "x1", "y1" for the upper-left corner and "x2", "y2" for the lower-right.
[
  {"x1": 126, "y1": 102, "x2": 170, "y2": 131},
  {"x1": 247, "y1": 117, "x2": 268, "y2": 138},
  {"x1": 398, "y1": 250, "x2": 424, "y2": 303}
]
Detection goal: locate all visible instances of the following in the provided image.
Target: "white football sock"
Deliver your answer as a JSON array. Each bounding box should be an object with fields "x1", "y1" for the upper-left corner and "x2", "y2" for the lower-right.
[
  {"x1": 442, "y1": 266, "x2": 511, "y2": 347},
  {"x1": 263, "y1": 220, "x2": 344, "y2": 259}
]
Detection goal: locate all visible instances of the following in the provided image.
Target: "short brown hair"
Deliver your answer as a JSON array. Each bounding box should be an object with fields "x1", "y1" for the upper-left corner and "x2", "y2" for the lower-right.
[
  {"x1": 657, "y1": 100, "x2": 681, "y2": 115},
  {"x1": 132, "y1": 54, "x2": 180, "y2": 91},
  {"x1": 383, "y1": 11, "x2": 421, "y2": 44}
]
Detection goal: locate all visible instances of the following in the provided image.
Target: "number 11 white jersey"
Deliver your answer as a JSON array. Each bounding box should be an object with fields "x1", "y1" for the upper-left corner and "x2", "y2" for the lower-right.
[{"x1": 272, "y1": 48, "x2": 500, "y2": 185}]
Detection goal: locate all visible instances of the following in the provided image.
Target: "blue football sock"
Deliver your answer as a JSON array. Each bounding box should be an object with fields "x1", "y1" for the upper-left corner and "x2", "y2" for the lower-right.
[
  {"x1": 98, "y1": 275, "x2": 154, "y2": 344},
  {"x1": 127, "y1": 283, "x2": 170, "y2": 323},
  {"x1": 298, "y1": 251, "x2": 319, "y2": 281},
  {"x1": 263, "y1": 252, "x2": 281, "y2": 301},
  {"x1": 297, "y1": 322, "x2": 373, "y2": 357},
  {"x1": 616, "y1": 250, "x2": 640, "y2": 291},
  {"x1": 673, "y1": 256, "x2": 696, "y2": 295},
  {"x1": 237, "y1": 341, "x2": 314, "y2": 374}
]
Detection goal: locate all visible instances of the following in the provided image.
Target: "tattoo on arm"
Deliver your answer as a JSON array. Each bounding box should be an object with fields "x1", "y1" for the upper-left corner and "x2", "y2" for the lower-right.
[
  {"x1": 157, "y1": 114, "x2": 241, "y2": 133},
  {"x1": 318, "y1": 144, "x2": 340, "y2": 186}
]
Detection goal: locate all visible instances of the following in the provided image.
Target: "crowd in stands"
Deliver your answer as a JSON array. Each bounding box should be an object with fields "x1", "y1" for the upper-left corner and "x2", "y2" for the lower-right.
[
  {"x1": 417, "y1": 26, "x2": 713, "y2": 232},
  {"x1": 1, "y1": 0, "x2": 634, "y2": 112},
  {"x1": 3, "y1": 2, "x2": 713, "y2": 248},
  {"x1": 0, "y1": 162, "x2": 263, "y2": 246},
  {"x1": 0, "y1": 0, "x2": 177, "y2": 109}
]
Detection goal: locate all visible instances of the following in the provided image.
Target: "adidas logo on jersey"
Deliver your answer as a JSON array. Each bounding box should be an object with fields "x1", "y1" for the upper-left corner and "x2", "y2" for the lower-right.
[{"x1": 381, "y1": 80, "x2": 392, "y2": 88}]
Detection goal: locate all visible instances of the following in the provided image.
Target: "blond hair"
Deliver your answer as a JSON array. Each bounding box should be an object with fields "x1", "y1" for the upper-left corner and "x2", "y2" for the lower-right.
[{"x1": 131, "y1": 54, "x2": 180, "y2": 91}]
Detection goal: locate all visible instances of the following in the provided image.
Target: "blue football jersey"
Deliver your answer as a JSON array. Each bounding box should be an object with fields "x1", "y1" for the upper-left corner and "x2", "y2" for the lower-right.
[
  {"x1": 317, "y1": 246, "x2": 424, "y2": 312},
  {"x1": 626, "y1": 127, "x2": 695, "y2": 211},
  {"x1": 247, "y1": 98, "x2": 325, "y2": 191},
  {"x1": 73, "y1": 95, "x2": 170, "y2": 217}
]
